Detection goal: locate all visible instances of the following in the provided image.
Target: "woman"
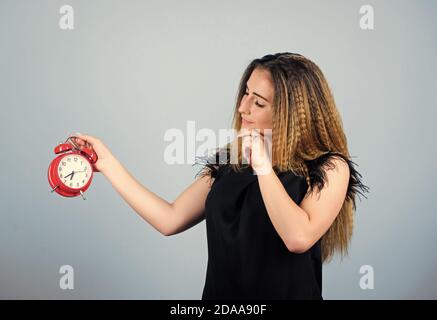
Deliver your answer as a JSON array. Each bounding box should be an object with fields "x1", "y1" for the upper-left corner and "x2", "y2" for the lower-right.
[{"x1": 73, "y1": 52, "x2": 369, "y2": 300}]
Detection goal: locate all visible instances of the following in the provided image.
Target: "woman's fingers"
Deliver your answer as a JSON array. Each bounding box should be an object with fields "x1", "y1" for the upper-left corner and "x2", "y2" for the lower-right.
[
  {"x1": 70, "y1": 133, "x2": 95, "y2": 150},
  {"x1": 74, "y1": 134, "x2": 94, "y2": 144},
  {"x1": 73, "y1": 137, "x2": 85, "y2": 146},
  {"x1": 237, "y1": 128, "x2": 264, "y2": 138},
  {"x1": 75, "y1": 134, "x2": 90, "y2": 143}
]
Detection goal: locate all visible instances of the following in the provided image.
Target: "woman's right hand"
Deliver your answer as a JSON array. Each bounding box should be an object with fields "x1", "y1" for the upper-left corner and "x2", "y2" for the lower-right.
[{"x1": 71, "y1": 133, "x2": 116, "y2": 174}]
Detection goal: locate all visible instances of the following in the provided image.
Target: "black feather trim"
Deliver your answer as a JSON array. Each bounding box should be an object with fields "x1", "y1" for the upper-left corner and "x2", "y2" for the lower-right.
[
  {"x1": 193, "y1": 149, "x2": 370, "y2": 211},
  {"x1": 305, "y1": 151, "x2": 370, "y2": 210},
  {"x1": 193, "y1": 148, "x2": 230, "y2": 180}
]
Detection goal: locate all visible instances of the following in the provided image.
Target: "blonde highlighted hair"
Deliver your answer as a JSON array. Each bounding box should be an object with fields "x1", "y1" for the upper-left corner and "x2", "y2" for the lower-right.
[{"x1": 196, "y1": 52, "x2": 369, "y2": 263}]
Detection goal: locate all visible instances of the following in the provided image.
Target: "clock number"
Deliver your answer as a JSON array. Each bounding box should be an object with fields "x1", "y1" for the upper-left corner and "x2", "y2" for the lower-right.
[
  {"x1": 60, "y1": 174, "x2": 63, "y2": 178},
  {"x1": 67, "y1": 158, "x2": 71, "y2": 162},
  {"x1": 74, "y1": 157, "x2": 78, "y2": 162},
  {"x1": 76, "y1": 182, "x2": 79, "y2": 187},
  {"x1": 69, "y1": 182, "x2": 73, "y2": 187},
  {"x1": 62, "y1": 162, "x2": 66, "y2": 166},
  {"x1": 59, "y1": 167, "x2": 62, "y2": 171}
]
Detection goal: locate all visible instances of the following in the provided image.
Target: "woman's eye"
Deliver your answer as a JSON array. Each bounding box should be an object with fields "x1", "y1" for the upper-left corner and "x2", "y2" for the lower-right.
[{"x1": 243, "y1": 91, "x2": 264, "y2": 107}]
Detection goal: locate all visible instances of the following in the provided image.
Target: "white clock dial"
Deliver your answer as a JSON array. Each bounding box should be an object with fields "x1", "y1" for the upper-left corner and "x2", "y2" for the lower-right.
[{"x1": 57, "y1": 154, "x2": 92, "y2": 189}]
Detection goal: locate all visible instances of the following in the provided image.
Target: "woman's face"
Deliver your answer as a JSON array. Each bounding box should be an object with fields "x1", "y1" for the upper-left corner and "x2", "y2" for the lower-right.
[{"x1": 238, "y1": 68, "x2": 274, "y2": 132}]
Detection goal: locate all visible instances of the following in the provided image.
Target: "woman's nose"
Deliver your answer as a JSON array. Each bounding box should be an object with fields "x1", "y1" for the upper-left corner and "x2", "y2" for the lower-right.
[{"x1": 238, "y1": 98, "x2": 250, "y2": 114}]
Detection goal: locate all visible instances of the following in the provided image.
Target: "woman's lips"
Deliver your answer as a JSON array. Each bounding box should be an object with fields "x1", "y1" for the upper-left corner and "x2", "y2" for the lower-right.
[{"x1": 242, "y1": 118, "x2": 253, "y2": 125}]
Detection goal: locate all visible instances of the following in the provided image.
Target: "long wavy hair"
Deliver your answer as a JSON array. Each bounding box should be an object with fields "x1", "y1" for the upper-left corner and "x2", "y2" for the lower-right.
[{"x1": 196, "y1": 52, "x2": 369, "y2": 263}]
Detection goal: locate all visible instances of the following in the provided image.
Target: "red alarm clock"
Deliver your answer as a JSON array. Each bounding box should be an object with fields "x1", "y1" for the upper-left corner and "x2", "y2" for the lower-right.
[{"x1": 48, "y1": 136, "x2": 99, "y2": 200}]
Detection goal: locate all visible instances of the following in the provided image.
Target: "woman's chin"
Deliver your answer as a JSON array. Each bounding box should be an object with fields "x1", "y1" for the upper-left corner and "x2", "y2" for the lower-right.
[{"x1": 242, "y1": 122, "x2": 254, "y2": 128}]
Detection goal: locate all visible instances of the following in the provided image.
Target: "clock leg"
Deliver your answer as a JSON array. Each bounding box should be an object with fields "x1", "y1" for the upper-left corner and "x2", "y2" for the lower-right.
[
  {"x1": 80, "y1": 190, "x2": 86, "y2": 200},
  {"x1": 51, "y1": 185, "x2": 59, "y2": 193}
]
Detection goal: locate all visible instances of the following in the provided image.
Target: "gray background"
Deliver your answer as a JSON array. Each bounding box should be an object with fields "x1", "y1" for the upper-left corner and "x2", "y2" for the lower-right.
[{"x1": 1, "y1": 0, "x2": 436, "y2": 299}]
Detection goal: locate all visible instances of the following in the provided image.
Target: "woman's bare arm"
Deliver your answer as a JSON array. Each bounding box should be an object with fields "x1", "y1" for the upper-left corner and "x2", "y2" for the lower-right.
[
  {"x1": 168, "y1": 174, "x2": 213, "y2": 235},
  {"x1": 102, "y1": 157, "x2": 212, "y2": 236},
  {"x1": 71, "y1": 134, "x2": 211, "y2": 237}
]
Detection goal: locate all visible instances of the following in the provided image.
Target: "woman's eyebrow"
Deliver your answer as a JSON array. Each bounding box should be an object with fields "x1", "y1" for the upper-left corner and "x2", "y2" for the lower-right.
[{"x1": 246, "y1": 84, "x2": 269, "y2": 103}]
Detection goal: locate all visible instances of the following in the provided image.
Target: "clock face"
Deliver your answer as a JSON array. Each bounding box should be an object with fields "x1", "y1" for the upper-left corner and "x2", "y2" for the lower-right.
[{"x1": 57, "y1": 154, "x2": 92, "y2": 189}]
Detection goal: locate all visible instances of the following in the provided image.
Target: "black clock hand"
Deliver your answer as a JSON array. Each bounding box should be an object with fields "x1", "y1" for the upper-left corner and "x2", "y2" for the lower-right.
[
  {"x1": 64, "y1": 171, "x2": 74, "y2": 179},
  {"x1": 64, "y1": 169, "x2": 86, "y2": 181},
  {"x1": 72, "y1": 169, "x2": 87, "y2": 181}
]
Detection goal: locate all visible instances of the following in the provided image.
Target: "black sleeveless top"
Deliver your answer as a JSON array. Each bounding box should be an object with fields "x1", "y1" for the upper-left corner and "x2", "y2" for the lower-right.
[{"x1": 194, "y1": 150, "x2": 368, "y2": 300}]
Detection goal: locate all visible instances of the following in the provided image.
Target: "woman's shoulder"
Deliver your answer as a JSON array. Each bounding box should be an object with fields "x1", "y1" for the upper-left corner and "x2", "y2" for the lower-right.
[
  {"x1": 305, "y1": 151, "x2": 370, "y2": 209},
  {"x1": 193, "y1": 147, "x2": 231, "y2": 181}
]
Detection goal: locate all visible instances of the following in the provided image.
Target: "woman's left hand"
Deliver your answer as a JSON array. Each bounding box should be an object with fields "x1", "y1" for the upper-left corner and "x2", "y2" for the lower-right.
[{"x1": 238, "y1": 128, "x2": 273, "y2": 175}]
